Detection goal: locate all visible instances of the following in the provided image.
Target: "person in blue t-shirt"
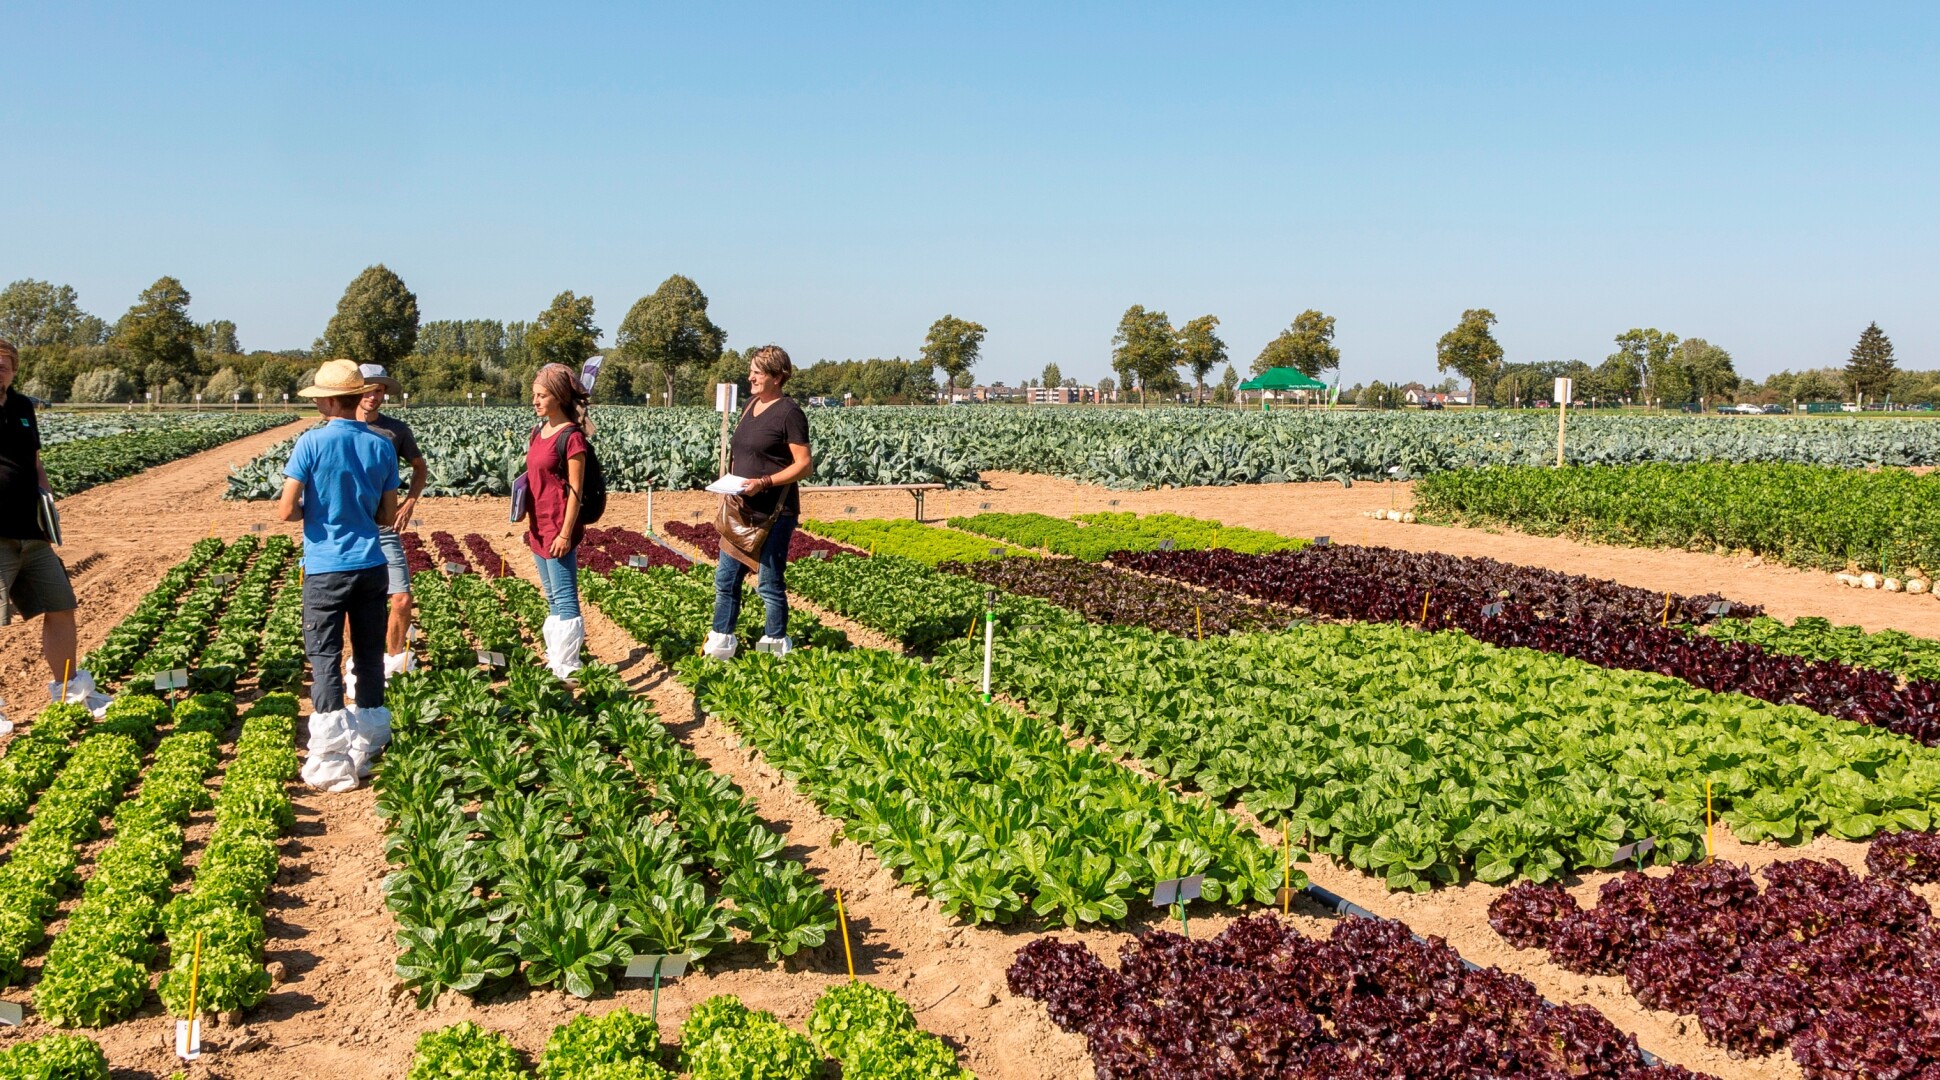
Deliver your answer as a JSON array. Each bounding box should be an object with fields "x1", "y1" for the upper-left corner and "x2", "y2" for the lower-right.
[{"x1": 276, "y1": 359, "x2": 400, "y2": 733}]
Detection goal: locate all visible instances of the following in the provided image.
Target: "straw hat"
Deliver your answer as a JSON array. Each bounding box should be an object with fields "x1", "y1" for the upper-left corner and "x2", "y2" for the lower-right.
[{"x1": 298, "y1": 358, "x2": 381, "y2": 398}]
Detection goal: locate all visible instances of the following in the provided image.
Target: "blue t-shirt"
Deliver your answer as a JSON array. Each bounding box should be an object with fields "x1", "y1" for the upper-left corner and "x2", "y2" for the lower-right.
[{"x1": 284, "y1": 419, "x2": 401, "y2": 573}]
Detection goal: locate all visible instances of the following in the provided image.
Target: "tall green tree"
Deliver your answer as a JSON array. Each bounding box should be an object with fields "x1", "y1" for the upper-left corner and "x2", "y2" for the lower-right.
[
  {"x1": 1219, "y1": 364, "x2": 1240, "y2": 403},
  {"x1": 1040, "y1": 361, "x2": 1062, "y2": 390},
  {"x1": 112, "y1": 276, "x2": 199, "y2": 388},
  {"x1": 920, "y1": 315, "x2": 986, "y2": 390},
  {"x1": 1177, "y1": 315, "x2": 1226, "y2": 404},
  {"x1": 615, "y1": 275, "x2": 725, "y2": 406},
  {"x1": 0, "y1": 280, "x2": 102, "y2": 346},
  {"x1": 321, "y1": 265, "x2": 420, "y2": 368},
  {"x1": 1609, "y1": 328, "x2": 1680, "y2": 405},
  {"x1": 1847, "y1": 322, "x2": 1897, "y2": 403},
  {"x1": 1590, "y1": 354, "x2": 1641, "y2": 403},
  {"x1": 1254, "y1": 309, "x2": 1339, "y2": 377},
  {"x1": 1675, "y1": 338, "x2": 1738, "y2": 408},
  {"x1": 199, "y1": 319, "x2": 240, "y2": 357},
  {"x1": 1111, "y1": 305, "x2": 1181, "y2": 406},
  {"x1": 526, "y1": 291, "x2": 601, "y2": 374},
  {"x1": 1435, "y1": 309, "x2": 1504, "y2": 406}
]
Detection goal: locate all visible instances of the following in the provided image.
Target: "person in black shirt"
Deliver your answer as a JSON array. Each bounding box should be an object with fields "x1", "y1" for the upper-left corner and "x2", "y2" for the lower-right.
[
  {"x1": 0, "y1": 339, "x2": 104, "y2": 724},
  {"x1": 705, "y1": 345, "x2": 812, "y2": 659}
]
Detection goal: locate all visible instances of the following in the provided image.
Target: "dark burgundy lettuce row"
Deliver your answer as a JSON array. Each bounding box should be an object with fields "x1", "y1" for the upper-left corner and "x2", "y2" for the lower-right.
[
  {"x1": 663, "y1": 519, "x2": 860, "y2": 563},
  {"x1": 400, "y1": 530, "x2": 434, "y2": 574},
  {"x1": 940, "y1": 556, "x2": 1298, "y2": 638},
  {"x1": 1869, "y1": 830, "x2": 1940, "y2": 884},
  {"x1": 1009, "y1": 913, "x2": 1714, "y2": 1080},
  {"x1": 428, "y1": 530, "x2": 470, "y2": 569},
  {"x1": 461, "y1": 533, "x2": 514, "y2": 577},
  {"x1": 1116, "y1": 546, "x2": 1940, "y2": 746},
  {"x1": 579, "y1": 526, "x2": 692, "y2": 574},
  {"x1": 1489, "y1": 858, "x2": 1940, "y2": 1076}
]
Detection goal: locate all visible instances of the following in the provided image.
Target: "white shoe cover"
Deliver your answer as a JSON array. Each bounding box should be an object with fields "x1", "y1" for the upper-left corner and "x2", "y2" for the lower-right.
[
  {"x1": 542, "y1": 616, "x2": 585, "y2": 680},
  {"x1": 48, "y1": 669, "x2": 111, "y2": 718},
  {"x1": 754, "y1": 635, "x2": 794, "y2": 657},
  {"x1": 348, "y1": 705, "x2": 392, "y2": 778},
  {"x1": 702, "y1": 631, "x2": 738, "y2": 661},
  {"x1": 382, "y1": 651, "x2": 416, "y2": 678},
  {"x1": 301, "y1": 708, "x2": 362, "y2": 792}
]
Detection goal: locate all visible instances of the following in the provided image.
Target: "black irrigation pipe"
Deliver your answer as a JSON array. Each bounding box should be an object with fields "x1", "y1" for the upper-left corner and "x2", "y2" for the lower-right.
[{"x1": 1300, "y1": 883, "x2": 1666, "y2": 1069}]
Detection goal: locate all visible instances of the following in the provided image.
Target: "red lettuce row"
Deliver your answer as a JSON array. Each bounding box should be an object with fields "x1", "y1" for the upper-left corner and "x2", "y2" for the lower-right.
[
  {"x1": 1118, "y1": 546, "x2": 1940, "y2": 746},
  {"x1": 427, "y1": 529, "x2": 470, "y2": 570},
  {"x1": 1011, "y1": 913, "x2": 1713, "y2": 1080},
  {"x1": 400, "y1": 530, "x2": 435, "y2": 574},
  {"x1": 1490, "y1": 858, "x2": 1939, "y2": 1075},
  {"x1": 940, "y1": 555, "x2": 1299, "y2": 638},
  {"x1": 461, "y1": 533, "x2": 515, "y2": 577},
  {"x1": 579, "y1": 526, "x2": 692, "y2": 574},
  {"x1": 1868, "y1": 829, "x2": 1940, "y2": 884},
  {"x1": 663, "y1": 520, "x2": 859, "y2": 563}
]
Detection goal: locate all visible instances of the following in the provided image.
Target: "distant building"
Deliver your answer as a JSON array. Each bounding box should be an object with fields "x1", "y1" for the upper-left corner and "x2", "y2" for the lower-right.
[{"x1": 1029, "y1": 385, "x2": 1101, "y2": 404}]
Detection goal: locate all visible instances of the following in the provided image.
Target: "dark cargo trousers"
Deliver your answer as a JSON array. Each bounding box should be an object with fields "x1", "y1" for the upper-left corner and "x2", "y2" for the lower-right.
[{"x1": 303, "y1": 565, "x2": 388, "y2": 713}]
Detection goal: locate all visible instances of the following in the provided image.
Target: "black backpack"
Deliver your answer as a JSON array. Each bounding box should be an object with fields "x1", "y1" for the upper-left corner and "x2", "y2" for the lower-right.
[{"x1": 531, "y1": 424, "x2": 607, "y2": 524}]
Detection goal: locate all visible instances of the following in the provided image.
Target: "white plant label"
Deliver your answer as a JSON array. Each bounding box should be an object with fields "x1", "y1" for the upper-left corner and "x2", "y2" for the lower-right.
[
  {"x1": 1312, "y1": 536, "x2": 1331, "y2": 546},
  {"x1": 211, "y1": 573, "x2": 237, "y2": 587},
  {"x1": 411, "y1": 518, "x2": 424, "y2": 528},
  {"x1": 714, "y1": 383, "x2": 739, "y2": 413},
  {"x1": 154, "y1": 669, "x2": 190, "y2": 691},
  {"x1": 250, "y1": 523, "x2": 267, "y2": 533},
  {"x1": 1152, "y1": 874, "x2": 1205, "y2": 907},
  {"x1": 1108, "y1": 499, "x2": 1120, "y2": 506},
  {"x1": 1554, "y1": 376, "x2": 1573, "y2": 403},
  {"x1": 1705, "y1": 601, "x2": 1732, "y2": 616},
  {"x1": 443, "y1": 561, "x2": 468, "y2": 575},
  {"x1": 0, "y1": 1000, "x2": 21, "y2": 1026},
  {"x1": 1610, "y1": 837, "x2": 1658, "y2": 865},
  {"x1": 1481, "y1": 602, "x2": 1505, "y2": 618},
  {"x1": 844, "y1": 506, "x2": 857, "y2": 515},
  {"x1": 476, "y1": 650, "x2": 507, "y2": 668},
  {"x1": 625, "y1": 953, "x2": 692, "y2": 979},
  {"x1": 628, "y1": 555, "x2": 653, "y2": 568},
  {"x1": 1157, "y1": 539, "x2": 1175, "y2": 551},
  {"x1": 980, "y1": 501, "x2": 992, "y2": 510},
  {"x1": 175, "y1": 1017, "x2": 202, "y2": 1060},
  {"x1": 988, "y1": 548, "x2": 1005, "y2": 557}
]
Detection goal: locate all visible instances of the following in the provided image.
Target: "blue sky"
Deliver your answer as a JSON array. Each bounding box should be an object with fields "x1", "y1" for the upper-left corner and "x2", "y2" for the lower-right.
[{"x1": 5, "y1": 2, "x2": 1935, "y2": 386}]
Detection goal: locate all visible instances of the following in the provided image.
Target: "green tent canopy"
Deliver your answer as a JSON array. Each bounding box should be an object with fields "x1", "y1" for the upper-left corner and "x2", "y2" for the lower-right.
[{"x1": 1238, "y1": 367, "x2": 1328, "y2": 392}]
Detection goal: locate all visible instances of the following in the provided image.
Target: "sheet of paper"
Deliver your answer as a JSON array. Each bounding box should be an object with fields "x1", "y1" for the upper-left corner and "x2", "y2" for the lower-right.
[{"x1": 705, "y1": 474, "x2": 750, "y2": 495}]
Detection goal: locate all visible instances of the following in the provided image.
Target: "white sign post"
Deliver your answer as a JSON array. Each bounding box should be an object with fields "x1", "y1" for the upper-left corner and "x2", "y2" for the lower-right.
[{"x1": 1554, "y1": 377, "x2": 1574, "y2": 467}]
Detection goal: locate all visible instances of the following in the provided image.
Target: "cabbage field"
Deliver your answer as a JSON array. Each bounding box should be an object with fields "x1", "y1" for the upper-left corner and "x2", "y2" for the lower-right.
[
  {"x1": 40, "y1": 411, "x2": 294, "y2": 496},
  {"x1": 222, "y1": 405, "x2": 1940, "y2": 498}
]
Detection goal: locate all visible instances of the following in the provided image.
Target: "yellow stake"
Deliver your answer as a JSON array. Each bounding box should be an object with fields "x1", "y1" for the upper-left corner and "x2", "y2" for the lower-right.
[
  {"x1": 1420, "y1": 589, "x2": 1432, "y2": 627},
  {"x1": 834, "y1": 889, "x2": 856, "y2": 982},
  {"x1": 186, "y1": 930, "x2": 205, "y2": 1023},
  {"x1": 1661, "y1": 593, "x2": 1671, "y2": 628},
  {"x1": 1195, "y1": 605, "x2": 1203, "y2": 642},
  {"x1": 61, "y1": 659, "x2": 71, "y2": 705},
  {"x1": 1705, "y1": 781, "x2": 1715, "y2": 863}
]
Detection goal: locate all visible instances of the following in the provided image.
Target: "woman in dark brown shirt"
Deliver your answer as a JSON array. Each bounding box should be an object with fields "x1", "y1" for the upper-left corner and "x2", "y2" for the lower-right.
[{"x1": 705, "y1": 345, "x2": 812, "y2": 659}]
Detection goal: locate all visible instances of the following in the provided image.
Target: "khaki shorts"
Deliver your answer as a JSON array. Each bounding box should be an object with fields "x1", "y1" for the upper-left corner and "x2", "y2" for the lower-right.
[{"x1": 0, "y1": 539, "x2": 77, "y2": 624}]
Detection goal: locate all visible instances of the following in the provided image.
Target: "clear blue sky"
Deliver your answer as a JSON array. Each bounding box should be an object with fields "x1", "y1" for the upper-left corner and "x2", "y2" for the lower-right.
[{"x1": 5, "y1": 2, "x2": 1935, "y2": 386}]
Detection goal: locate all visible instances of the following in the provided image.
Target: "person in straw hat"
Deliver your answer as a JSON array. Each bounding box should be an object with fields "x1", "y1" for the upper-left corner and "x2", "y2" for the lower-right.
[{"x1": 276, "y1": 359, "x2": 400, "y2": 792}]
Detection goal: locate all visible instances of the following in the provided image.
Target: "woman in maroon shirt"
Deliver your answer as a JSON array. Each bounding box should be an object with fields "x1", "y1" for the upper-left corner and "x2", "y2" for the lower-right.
[{"x1": 522, "y1": 363, "x2": 591, "y2": 678}]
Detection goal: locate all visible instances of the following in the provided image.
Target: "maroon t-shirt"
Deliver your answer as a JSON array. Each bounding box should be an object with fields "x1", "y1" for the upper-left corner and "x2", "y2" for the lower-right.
[{"x1": 525, "y1": 425, "x2": 590, "y2": 557}]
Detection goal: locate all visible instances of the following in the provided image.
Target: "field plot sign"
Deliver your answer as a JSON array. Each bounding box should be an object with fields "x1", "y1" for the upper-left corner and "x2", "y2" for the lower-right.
[
  {"x1": 153, "y1": 668, "x2": 189, "y2": 691},
  {"x1": 1555, "y1": 376, "x2": 1574, "y2": 467},
  {"x1": 0, "y1": 1000, "x2": 21, "y2": 1026},
  {"x1": 475, "y1": 649, "x2": 507, "y2": 669}
]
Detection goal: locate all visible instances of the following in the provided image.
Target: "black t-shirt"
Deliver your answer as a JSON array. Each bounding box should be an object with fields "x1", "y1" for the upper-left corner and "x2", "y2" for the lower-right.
[
  {"x1": 364, "y1": 413, "x2": 423, "y2": 466},
  {"x1": 730, "y1": 396, "x2": 809, "y2": 517},
  {"x1": 0, "y1": 392, "x2": 43, "y2": 540}
]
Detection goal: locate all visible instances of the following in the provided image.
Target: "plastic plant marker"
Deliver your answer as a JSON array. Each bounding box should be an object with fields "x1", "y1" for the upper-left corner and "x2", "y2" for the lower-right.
[
  {"x1": 177, "y1": 931, "x2": 204, "y2": 1061},
  {"x1": 1661, "y1": 593, "x2": 1671, "y2": 627},
  {"x1": 980, "y1": 501, "x2": 992, "y2": 510},
  {"x1": 1108, "y1": 499, "x2": 1120, "y2": 506},
  {"x1": 1195, "y1": 606, "x2": 1203, "y2": 641},
  {"x1": 61, "y1": 658, "x2": 71, "y2": 704},
  {"x1": 835, "y1": 889, "x2": 856, "y2": 982},
  {"x1": 251, "y1": 523, "x2": 266, "y2": 533},
  {"x1": 1481, "y1": 601, "x2": 1505, "y2": 618},
  {"x1": 0, "y1": 1001, "x2": 22, "y2": 1026},
  {"x1": 1420, "y1": 589, "x2": 1431, "y2": 626},
  {"x1": 1282, "y1": 824, "x2": 1291, "y2": 914},
  {"x1": 443, "y1": 561, "x2": 467, "y2": 575},
  {"x1": 1313, "y1": 536, "x2": 1330, "y2": 546}
]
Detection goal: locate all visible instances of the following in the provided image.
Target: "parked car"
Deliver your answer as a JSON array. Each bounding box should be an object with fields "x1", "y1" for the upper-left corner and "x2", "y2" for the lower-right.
[{"x1": 1762, "y1": 404, "x2": 1788, "y2": 414}]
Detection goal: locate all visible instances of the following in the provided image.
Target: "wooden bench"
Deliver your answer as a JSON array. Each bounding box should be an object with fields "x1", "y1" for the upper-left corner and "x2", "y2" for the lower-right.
[{"x1": 800, "y1": 483, "x2": 947, "y2": 521}]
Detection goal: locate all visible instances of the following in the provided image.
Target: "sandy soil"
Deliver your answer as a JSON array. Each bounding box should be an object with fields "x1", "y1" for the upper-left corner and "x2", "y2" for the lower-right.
[{"x1": 0, "y1": 444, "x2": 1933, "y2": 1078}]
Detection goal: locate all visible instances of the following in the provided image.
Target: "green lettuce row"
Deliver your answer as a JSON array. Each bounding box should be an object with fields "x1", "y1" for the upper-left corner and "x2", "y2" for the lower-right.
[
  {"x1": 802, "y1": 519, "x2": 1030, "y2": 566},
  {"x1": 0, "y1": 703, "x2": 95, "y2": 827},
  {"x1": 932, "y1": 616, "x2": 1940, "y2": 891},
  {"x1": 253, "y1": 562, "x2": 307, "y2": 691},
  {"x1": 1707, "y1": 614, "x2": 1940, "y2": 686},
  {"x1": 156, "y1": 695, "x2": 300, "y2": 1015},
  {"x1": 197, "y1": 534, "x2": 299, "y2": 689},
  {"x1": 405, "y1": 1020, "x2": 527, "y2": 1080},
  {"x1": 449, "y1": 573, "x2": 536, "y2": 663},
  {"x1": 126, "y1": 535, "x2": 262, "y2": 690},
  {"x1": 408, "y1": 570, "x2": 474, "y2": 669},
  {"x1": 808, "y1": 981, "x2": 971, "y2": 1080},
  {"x1": 0, "y1": 729, "x2": 146, "y2": 986},
  {"x1": 582, "y1": 565, "x2": 850, "y2": 661},
  {"x1": 493, "y1": 573, "x2": 550, "y2": 641},
  {"x1": 81, "y1": 536, "x2": 225, "y2": 682},
  {"x1": 680, "y1": 643, "x2": 1282, "y2": 926},
  {"x1": 33, "y1": 723, "x2": 222, "y2": 1026},
  {"x1": 781, "y1": 553, "x2": 1077, "y2": 654},
  {"x1": 949, "y1": 510, "x2": 1306, "y2": 560},
  {"x1": 0, "y1": 1031, "x2": 109, "y2": 1080},
  {"x1": 1415, "y1": 461, "x2": 1940, "y2": 578},
  {"x1": 681, "y1": 996, "x2": 818, "y2": 1080}
]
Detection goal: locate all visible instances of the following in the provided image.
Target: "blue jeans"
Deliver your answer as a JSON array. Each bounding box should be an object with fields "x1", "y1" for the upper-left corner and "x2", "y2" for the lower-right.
[
  {"x1": 713, "y1": 516, "x2": 796, "y2": 638},
  {"x1": 532, "y1": 548, "x2": 581, "y2": 619}
]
